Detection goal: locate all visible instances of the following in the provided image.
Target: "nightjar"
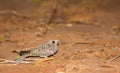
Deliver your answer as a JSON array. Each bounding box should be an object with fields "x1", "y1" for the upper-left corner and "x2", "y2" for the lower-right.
[{"x1": 13, "y1": 40, "x2": 59, "y2": 63}]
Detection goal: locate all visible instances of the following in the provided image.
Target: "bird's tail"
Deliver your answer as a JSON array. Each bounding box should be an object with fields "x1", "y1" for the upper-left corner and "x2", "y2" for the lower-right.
[
  {"x1": 12, "y1": 50, "x2": 21, "y2": 55},
  {"x1": 12, "y1": 50, "x2": 31, "y2": 56}
]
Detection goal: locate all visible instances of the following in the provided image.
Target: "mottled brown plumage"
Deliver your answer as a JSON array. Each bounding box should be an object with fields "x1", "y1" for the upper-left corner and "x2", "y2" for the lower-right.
[{"x1": 14, "y1": 40, "x2": 59, "y2": 63}]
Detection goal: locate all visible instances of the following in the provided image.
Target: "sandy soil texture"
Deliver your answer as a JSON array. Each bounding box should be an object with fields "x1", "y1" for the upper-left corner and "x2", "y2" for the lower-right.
[{"x1": 0, "y1": 0, "x2": 120, "y2": 73}]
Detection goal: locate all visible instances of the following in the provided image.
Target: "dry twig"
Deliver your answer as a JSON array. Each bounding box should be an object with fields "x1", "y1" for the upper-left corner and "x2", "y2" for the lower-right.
[{"x1": 0, "y1": 11, "x2": 32, "y2": 19}]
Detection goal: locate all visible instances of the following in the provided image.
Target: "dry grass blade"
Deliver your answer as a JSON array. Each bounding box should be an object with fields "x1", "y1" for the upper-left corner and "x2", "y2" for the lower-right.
[
  {"x1": 47, "y1": 2, "x2": 58, "y2": 24},
  {"x1": 0, "y1": 59, "x2": 32, "y2": 64},
  {"x1": 37, "y1": 57, "x2": 54, "y2": 63},
  {"x1": 107, "y1": 54, "x2": 120, "y2": 63}
]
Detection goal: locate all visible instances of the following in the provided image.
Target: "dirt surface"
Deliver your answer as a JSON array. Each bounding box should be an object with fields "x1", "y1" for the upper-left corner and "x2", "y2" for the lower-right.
[{"x1": 0, "y1": 0, "x2": 120, "y2": 73}]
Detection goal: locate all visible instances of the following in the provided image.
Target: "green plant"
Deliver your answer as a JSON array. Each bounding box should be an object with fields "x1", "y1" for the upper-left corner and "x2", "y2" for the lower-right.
[{"x1": 0, "y1": 36, "x2": 4, "y2": 42}]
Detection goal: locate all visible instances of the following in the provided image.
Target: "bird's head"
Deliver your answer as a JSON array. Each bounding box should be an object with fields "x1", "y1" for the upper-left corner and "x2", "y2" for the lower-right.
[{"x1": 49, "y1": 40, "x2": 59, "y2": 46}]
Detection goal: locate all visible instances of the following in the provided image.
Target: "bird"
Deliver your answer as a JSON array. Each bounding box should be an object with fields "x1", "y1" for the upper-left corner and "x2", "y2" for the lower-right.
[{"x1": 12, "y1": 40, "x2": 59, "y2": 63}]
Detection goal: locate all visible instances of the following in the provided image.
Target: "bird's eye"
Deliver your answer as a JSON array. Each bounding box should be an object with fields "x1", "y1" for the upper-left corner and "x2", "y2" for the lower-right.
[{"x1": 52, "y1": 41, "x2": 55, "y2": 43}]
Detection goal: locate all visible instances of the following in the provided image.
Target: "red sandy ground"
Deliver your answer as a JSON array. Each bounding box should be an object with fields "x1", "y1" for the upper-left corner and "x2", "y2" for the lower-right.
[{"x1": 0, "y1": 0, "x2": 120, "y2": 73}]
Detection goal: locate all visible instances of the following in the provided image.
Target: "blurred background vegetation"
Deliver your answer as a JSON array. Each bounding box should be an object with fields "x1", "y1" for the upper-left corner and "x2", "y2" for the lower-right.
[{"x1": 0, "y1": 0, "x2": 120, "y2": 12}]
